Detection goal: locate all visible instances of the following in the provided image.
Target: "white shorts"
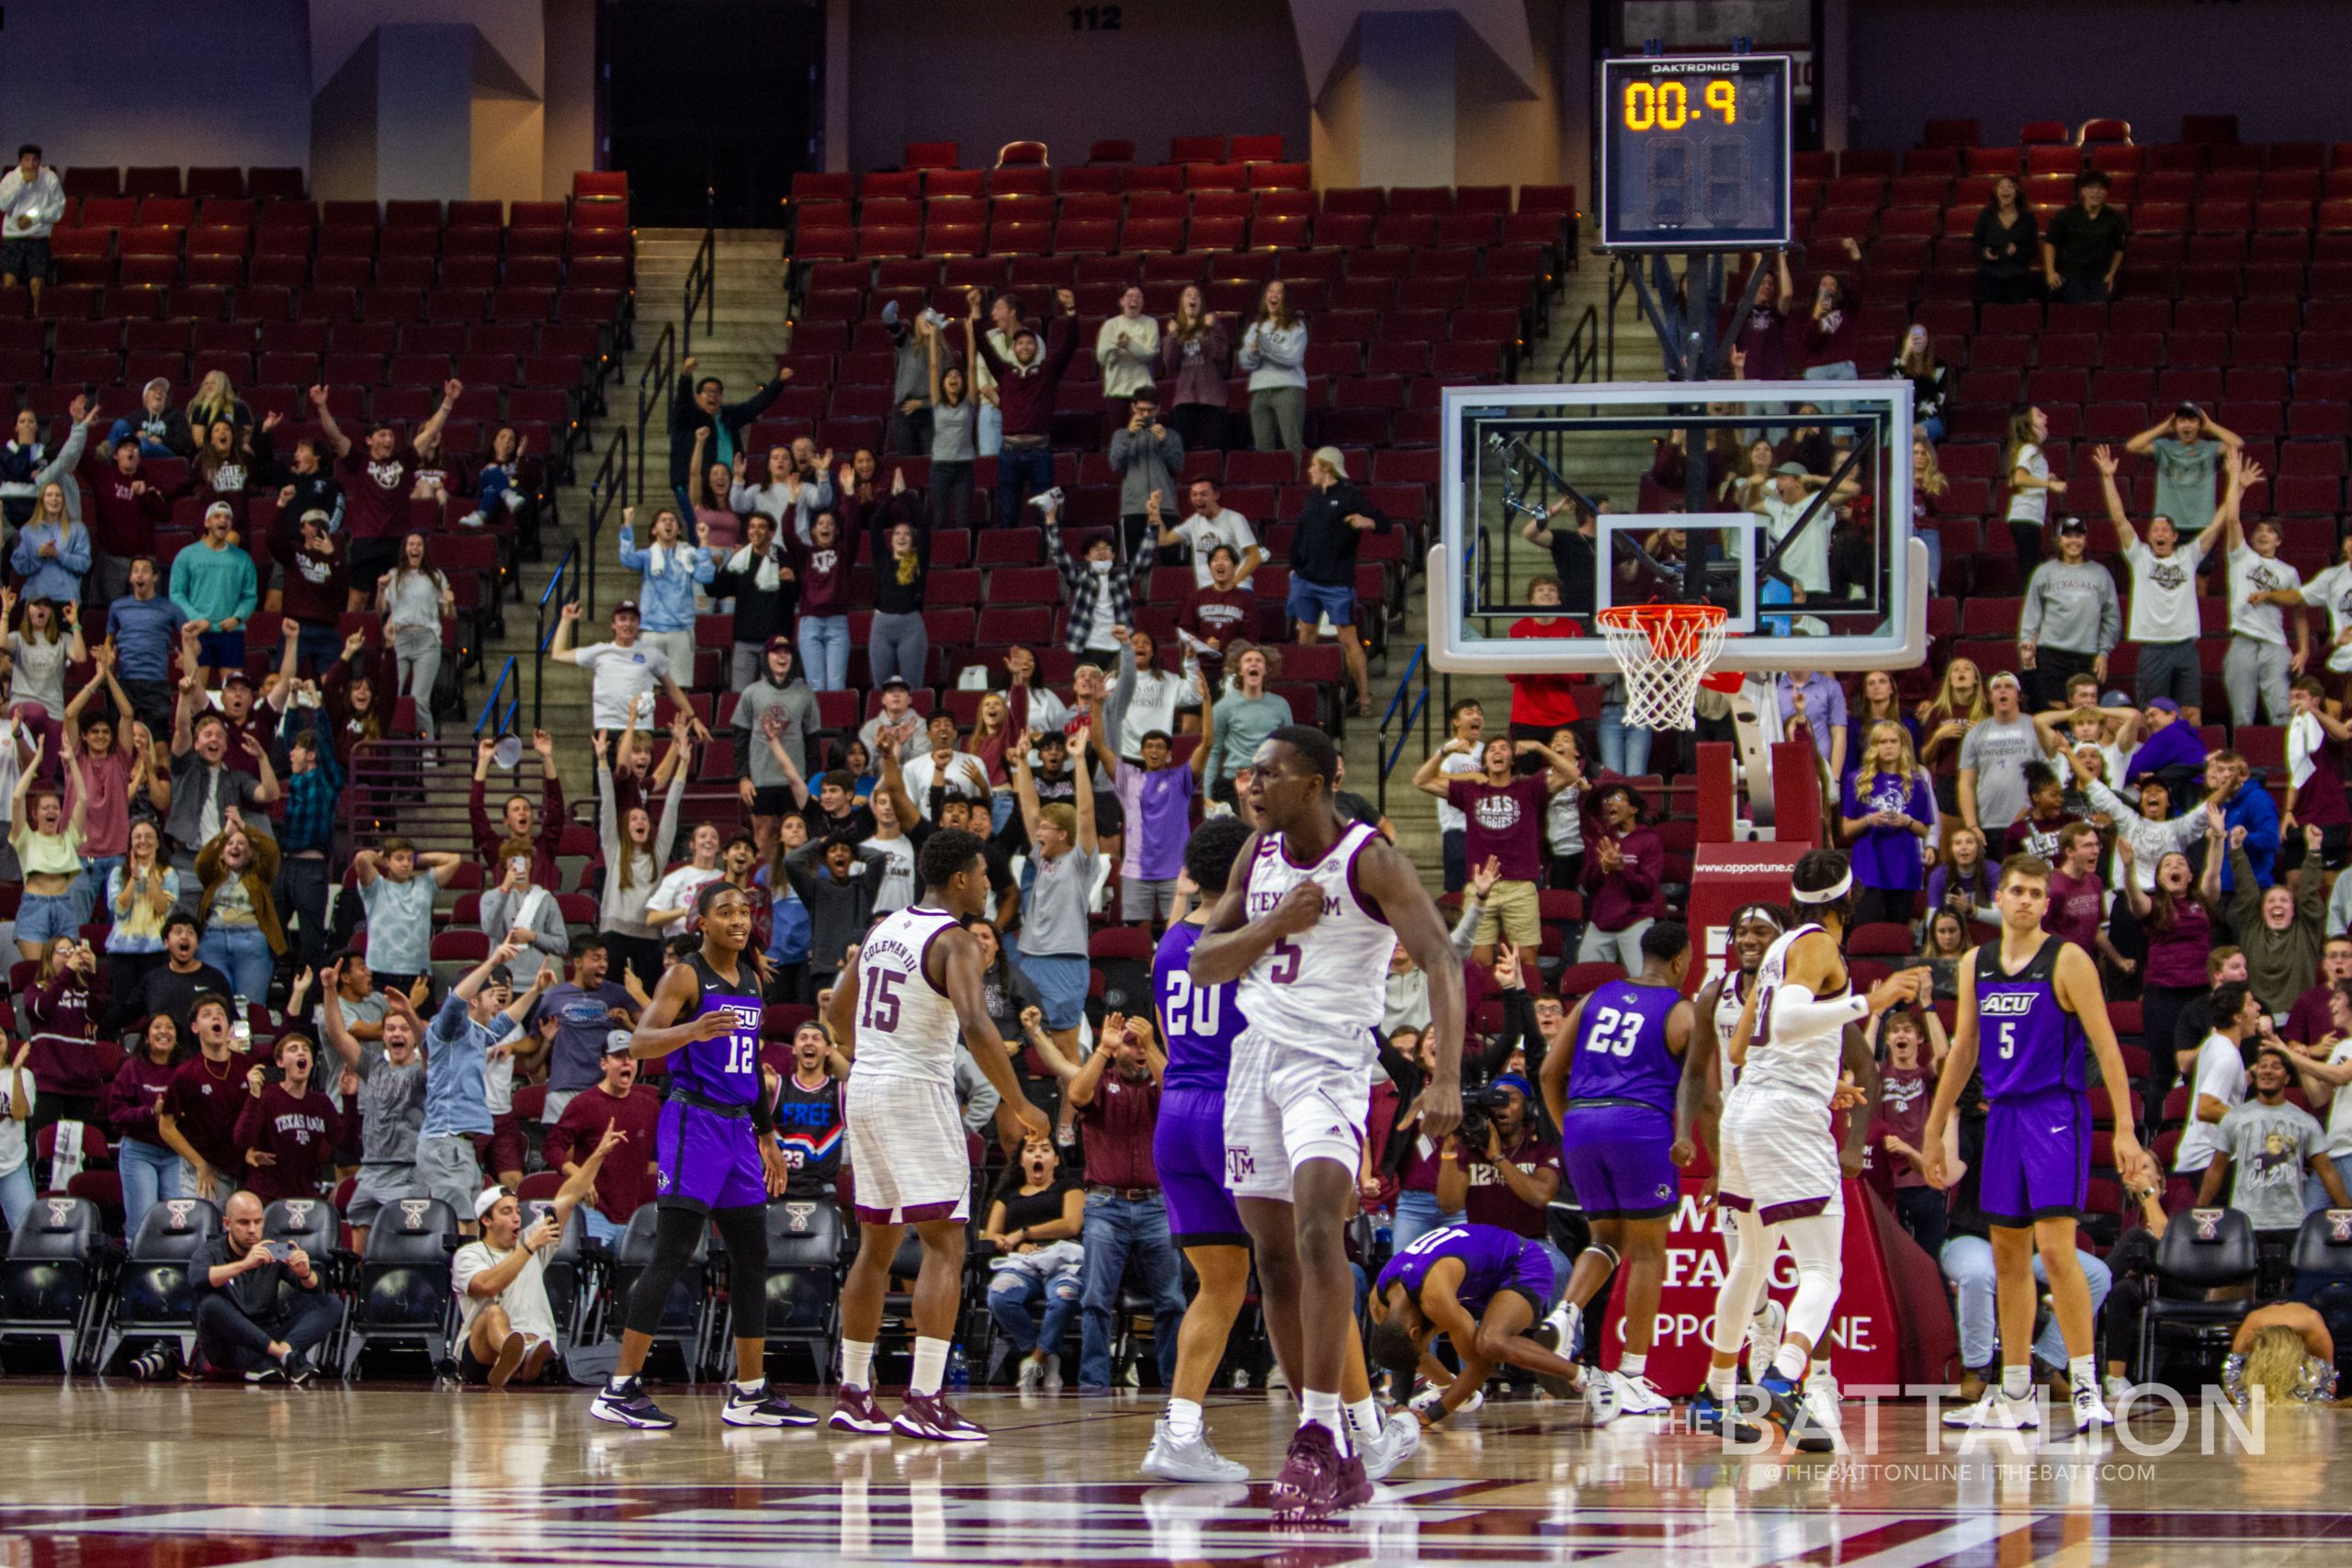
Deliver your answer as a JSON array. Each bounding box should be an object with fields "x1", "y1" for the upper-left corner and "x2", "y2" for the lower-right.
[
  {"x1": 1715, "y1": 1084, "x2": 1843, "y2": 1225},
  {"x1": 1222, "y1": 1025, "x2": 1371, "y2": 1202},
  {"x1": 844, "y1": 1071, "x2": 973, "y2": 1225}
]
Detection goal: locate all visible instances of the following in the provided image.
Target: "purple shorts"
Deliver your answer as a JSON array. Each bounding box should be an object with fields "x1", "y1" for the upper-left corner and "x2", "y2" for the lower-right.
[
  {"x1": 1979, "y1": 1089, "x2": 2090, "y2": 1226},
  {"x1": 654, "y1": 1099, "x2": 770, "y2": 1214},
  {"x1": 1560, "y1": 1102, "x2": 1679, "y2": 1220},
  {"x1": 1154, "y1": 1085, "x2": 1246, "y2": 1247}
]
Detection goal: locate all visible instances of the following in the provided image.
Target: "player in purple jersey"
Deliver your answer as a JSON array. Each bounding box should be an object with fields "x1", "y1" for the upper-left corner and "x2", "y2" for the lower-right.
[
  {"x1": 1539, "y1": 920, "x2": 1693, "y2": 1422},
  {"x1": 1366, "y1": 1223, "x2": 1586, "y2": 1423},
  {"x1": 1142, "y1": 818, "x2": 1253, "y2": 1483},
  {"x1": 592, "y1": 883, "x2": 805, "y2": 1432},
  {"x1": 1927, "y1": 852, "x2": 2151, "y2": 1436}
]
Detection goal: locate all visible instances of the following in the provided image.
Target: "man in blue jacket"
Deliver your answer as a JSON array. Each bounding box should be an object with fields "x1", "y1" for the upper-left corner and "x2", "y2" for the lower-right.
[{"x1": 2212, "y1": 749, "x2": 2280, "y2": 896}]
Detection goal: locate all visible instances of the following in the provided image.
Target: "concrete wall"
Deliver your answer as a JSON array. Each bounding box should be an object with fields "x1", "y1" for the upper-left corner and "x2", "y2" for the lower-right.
[
  {"x1": 1848, "y1": 0, "x2": 2352, "y2": 150},
  {"x1": 843, "y1": 0, "x2": 1310, "y2": 172}
]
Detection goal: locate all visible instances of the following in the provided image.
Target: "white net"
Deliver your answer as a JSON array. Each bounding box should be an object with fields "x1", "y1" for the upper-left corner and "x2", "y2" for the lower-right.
[{"x1": 1595, "y1": 605, "x2": 1730, "y2": 730}]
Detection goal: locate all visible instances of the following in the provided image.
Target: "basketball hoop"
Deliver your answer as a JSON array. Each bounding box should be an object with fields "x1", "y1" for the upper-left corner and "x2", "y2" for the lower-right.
[{"x1": 1595, "y1": 604, "x2": 1736, "y2": 730}]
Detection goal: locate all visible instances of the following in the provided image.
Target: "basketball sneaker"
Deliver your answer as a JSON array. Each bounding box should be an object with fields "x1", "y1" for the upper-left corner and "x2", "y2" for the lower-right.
[
  {"x1": 1802, "y1": 1378, "x2": 1843, "y2": 1434},
  {"x1": 1941, "y1": 1389, "x2": 2040, "y2": 1431},
  {"x1": 1745, "y1": 1301, "x2": 1786, "y2": 1386},
  {"x1": 828, "y1": 1384, "x2": 894, "y2": 1434},
  {"x1": 1017, "y1": 1353, "x2": 1046, "y2": 1392},
  {"x1": 1693, "y1": 1386, "x2": 1770, "y2": 1445},
  {"x1": 1359, "y1": 1409, "x2": 1420, "y2": 1481},
  {"x1": 2071, "y1": 1382, "x2": 2115, "y2": 1434},
  {"x1": 1141, "y1": 1419, "x2": 1250, "y2": 1483},
  {"x1": 1544, "y1": 1299, "x2": 1585, "y2": 1362},
  {"x1": 1269, "y1": 1421, "x2": 1349, "y2": 1522},
  {"x1": 723, "y1": 1381, "x2": 819, "y2": 1427},
  {"x1": 894, "y1": 1390, "x2": 989, "y2": 1442},
  {"x1": 1612, "y1": 1371, "x2": 1674, "y2": 1418},
  {"x1": 1758, "y1": 1371, "x2": 1835, "y2": 1453},
  {"x1": 590, "y1": 1375, "x2": 677, "y2": 1430}
]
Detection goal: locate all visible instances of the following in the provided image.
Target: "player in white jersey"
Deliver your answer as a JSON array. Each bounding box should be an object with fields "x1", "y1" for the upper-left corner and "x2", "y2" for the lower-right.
[
  {"x1": 1703, "y1": 850, "x2": 1916, "y2": 1450},
  {"x1": 1191, "y1": 725, "x2": 1464, "y2": 1521},
  {"x1": 827, "y1": 829, "x2": 1047, "y2": 1443}
]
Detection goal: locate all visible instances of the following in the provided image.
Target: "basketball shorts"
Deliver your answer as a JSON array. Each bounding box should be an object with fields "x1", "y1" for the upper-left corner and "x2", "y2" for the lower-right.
[
  {"x1": 1714, "y1": 1083, "x2": 1843, "y2": 1224},
  {"x1": 654, "y1": 1099, "x2": 770, "y2": 1214},
  {"x1": 1155, "y1": 1085, "x2": 1245, "y2": 1247},
  {"x1": 1222, "y1": 1025, "x2": 1370, "y2": 1203},
  {"x1": 1559, "y1": 1102, "x2": 1679, "y2": 1220},
  {"x1": 843, "y1": 1070, "x2": 972, "y2": 1225},
  {"x1": 1979, "y1": 1089, "x2": 2090, "y2": 1226}
]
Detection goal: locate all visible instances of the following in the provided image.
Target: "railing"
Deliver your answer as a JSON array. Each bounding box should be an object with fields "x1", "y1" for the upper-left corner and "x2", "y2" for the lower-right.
[
  {"x1": 683, "y1": 214, "x2": 717, "y2": 357},
  {"x1": 341, "y1": 739, "x2": 488, "y2": 862},
  {"x1": 531, "y1": 542, "x2": 581, "y2": 730},
  {"x1": 473, "y1": 655, "x2": 519, "y2": 739},
  {"x1": 583, "y1": 426, "x2": 629, "y2": 619},
  {"x1": 1373, "y1": 642, "x2": 1438, "y2": 819},
  {"x1": 1553, "y1": 302, "x2": 1600, "y2": 385},
  {"x1": 633, "y1": 321, "x2": 674, "y2": 508}
]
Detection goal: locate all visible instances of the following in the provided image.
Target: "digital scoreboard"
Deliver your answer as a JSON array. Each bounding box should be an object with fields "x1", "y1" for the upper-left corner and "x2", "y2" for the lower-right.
[{"x1": 1598, "y1": 54, "x2": 1792, "y2": 251}]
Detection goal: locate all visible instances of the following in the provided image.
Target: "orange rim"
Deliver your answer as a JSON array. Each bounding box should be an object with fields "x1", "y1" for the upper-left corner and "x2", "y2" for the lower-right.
[{"x1": 1594, "y1": 603, "x2": 1729, "y2": 657}]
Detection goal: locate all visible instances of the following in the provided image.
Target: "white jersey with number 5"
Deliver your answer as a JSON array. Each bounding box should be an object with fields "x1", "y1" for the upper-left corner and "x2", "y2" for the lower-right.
[
  {"x1": 1235, "y1": 822, "x2": 1396, "y2": 1066},
  {"x1": 849, "y1": 905, "x2": 963, "y2": 1086},
  {"x1": 1737, "y1": 923, "x2": 1846, "y2": 1103}
]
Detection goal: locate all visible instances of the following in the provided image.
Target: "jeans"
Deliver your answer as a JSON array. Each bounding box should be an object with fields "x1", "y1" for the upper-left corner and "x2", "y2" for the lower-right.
[
  {"x1": 929, "y1": 460, "x2": 974, "y2": 528},
  {"x1": 120, "y1": 679, "x2": 175, "y2": 745},
  {"x1": 869, "y1": 610, "x2": 929, "y2": 690},
  {"x1": 988, "y1": 1265, "x2": 1082, "y2": 1356},
  {"x1": 1599, "y1": 705, "x2": 1654, "y2": 777},
  {"x1": 1391, "y1": 1189, "x2": 1464, "y2": 1255},
  {"x1": 995, "y1": 445, "x2": 1055, "y2": 527},
  {"x1": 797, "y1": 615, "x2": 850, "y2": 692},
  {"x1": 580, "y1": 1207, "x2": 625, "y2": 1247},
  {"x1": 1939, "y1": 1234, "x2": 2112, "y2": 1370},
  {"x1": 0, "y1": 1160, "x2": 32, "y2": 1235},
  {"x1": 978, "y1": 401, "x2": 1003, "y2": 458},
  {"x1": 1577, "y1": 917, "x2": 1655, "y2": 969},
  {"x1": 2307, "y1": 1154, "x2": 2352, "y2": 1213},
  {"x1": 989, "y1": 792, "x2": 1016, "y2": 834},
  {"x1": 198, "y1": 923, "x2": 277, "y2": 1004},
  {"x1": 1250, "y1": 387, "x2": 1306, "y2": 453},
  {"x1": 118, "y1": 1136, "x2": 187, "y2": 1240},
  {"x1": 277, "y1": 856, "x2": 332, "y2": 972},
  {"x1": 2055, "y1": 275, "x2": 2112, "y2": 305},
  {"x1": 194, "y1": 1288, "x2": 340, "y2": 1374},
  {"x1": 1078, "y1": 1191, "x2": 1187, "y2": 1388},
  {"x1": 72, "y1": 856, "x2": 121, "y2": 928},
  {"x1": 2224, "y1": 637, "x2": 2292, "y2": 727},
  {"x1": 295, "y1": 622, "x2": 342, "y2": 677}
]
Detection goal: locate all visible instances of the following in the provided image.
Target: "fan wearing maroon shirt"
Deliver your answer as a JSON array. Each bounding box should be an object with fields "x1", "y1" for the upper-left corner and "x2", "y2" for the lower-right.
[
  {"x1": 470, "y1": 728, "x2": 567, "y2": 886},
  {"x1": 232, "y1": 1033, "x2": 352, "y2": 1202},
  {"x1": 2287, "y1": 937, "x2": 2352, "y2": 1045},
  {"x1": 310, "y1": 378, "x2": 458, "y2": 610},
  {"x1": 544, "y1": 1032, "x2": 660, "y2": 1246},
  {"x1": 155, "y1": 992, "x2": 251, "y2": 1203},
  {"x1": 1176, "y1": 544, "x2": 1252, "y2": 689},
  {"x1": 1410, "y1": 734, "x2": 1577, "y2": 973},
  {"x1": 81, "y1": 436, "x2": 170, "y2": 605},
  {"x1": 2044, "y1": 822, "x2": 2130, "y2": 976},
  {"x1": 277, "y1": 511, "x2": 347, "y2": 675}
]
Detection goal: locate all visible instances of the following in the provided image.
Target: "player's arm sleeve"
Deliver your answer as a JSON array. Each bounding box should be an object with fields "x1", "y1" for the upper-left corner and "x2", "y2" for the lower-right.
[{"x1": 1768, "y1": 984, "x2": 1867, "y2": 1037}]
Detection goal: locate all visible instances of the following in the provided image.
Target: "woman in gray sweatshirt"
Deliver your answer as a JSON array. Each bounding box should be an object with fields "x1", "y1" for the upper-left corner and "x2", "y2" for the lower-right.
[
  {"x1": 2018, "y1": 515, "x2": 2121, "y2": 713},
  {"x1": 1238, "y1": 281, "x2": 1308, "y2": 455}
]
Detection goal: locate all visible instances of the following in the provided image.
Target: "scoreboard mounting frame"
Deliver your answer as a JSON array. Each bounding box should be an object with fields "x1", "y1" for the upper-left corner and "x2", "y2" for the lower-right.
[{"x1": 1598, "y1": 53, "x2": 1792, "y2": 253}]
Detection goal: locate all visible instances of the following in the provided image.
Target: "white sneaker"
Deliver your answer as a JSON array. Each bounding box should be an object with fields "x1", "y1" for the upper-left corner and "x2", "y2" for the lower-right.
[
  {"x1": 1017, "y1": 1354, "x2": 1046, "y2": 1392},
  {"x1": 2071, "y1": 1382, "x2": 2115, "y2": 1434},
  {"x1": 1359, "y1": 1411, "x2": 1420, "y2": 1480},
  {"x1": 1042, "y1": 1352, "x2": 1064, "y2": 1392},
  {"x1": 1942, "y1": 1391, "x2": 2040, "y2": 1431},
  {"x1": 1544, "y1": 1299, "x2": 1584, "y2": 1361},
  {"x1": 1589, "y1": 1371, "x2": 1623, "y2": 1427},
  {"x1": 1140, "y1": 1419, "x2": 1250, "y2": 1483},
  {"x1": 1745, "y1": 1301, "x2": 1786, "y2": 1387},
  {"x1": 1265, "y1": 1365, "x2": 1289, "y2": 1392},
  {"x1": 1809, "y1": 1367, "x2": 1841, "y2": 1405},
  {"x1": 1802, "y1": 1380, "x2": 1843, "y2": 1433},
  {"x1": 2103, "y1": 1374, "x2": 2134, "y2": 1409},
  {"x1": 1613, "y1": 1371, "x2": 1673, "y2": 1418}
]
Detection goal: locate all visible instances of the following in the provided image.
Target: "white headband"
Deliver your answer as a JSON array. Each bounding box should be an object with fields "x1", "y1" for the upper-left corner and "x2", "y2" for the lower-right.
[{"x1": 1791, "y1": 870, "x2": 1853, "y2": 905}]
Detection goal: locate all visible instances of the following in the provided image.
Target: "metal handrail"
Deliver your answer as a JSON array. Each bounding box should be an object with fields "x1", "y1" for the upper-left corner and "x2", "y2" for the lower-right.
[
  {"x1": 684, "y1": 216, "x2": 717, "y2": 356},
  {"x1": 583, "y1": 427, "x2": 628, "y2": 620},
  {"x1": 473, "y1": 655, "x2": 518, "y2": 738},
  {"x1": 634, "y1": 321, "x2": 675, "y2": 508},
  {"x1": 1372, "y1": 642, "x2": 1434, "y2": 818},
  {"x1": 1553, "y1": 302, "x2": 1600, "y2": 384},
  {"x1": 531, "y1": 541, "x2": 581, "y2": 729}
]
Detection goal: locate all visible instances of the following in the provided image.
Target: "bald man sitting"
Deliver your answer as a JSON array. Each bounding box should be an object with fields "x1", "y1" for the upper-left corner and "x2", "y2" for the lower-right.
[{"x1": 192, "y1": 1190, "x2": 339, "y2": 1383}]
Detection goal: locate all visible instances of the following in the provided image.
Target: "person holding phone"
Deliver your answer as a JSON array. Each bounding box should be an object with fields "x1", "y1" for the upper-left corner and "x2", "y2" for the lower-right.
[
  {"x1": 192, "y1": 1188, "x2": 335, "y2": 1383},
  {"x1": 481, "y1": 836, "x2": 569, "y2": 976}
]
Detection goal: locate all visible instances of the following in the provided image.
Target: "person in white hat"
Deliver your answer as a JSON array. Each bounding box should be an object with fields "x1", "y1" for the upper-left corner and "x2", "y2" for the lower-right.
[
  {"x1": 454, "y1": 1122, "x2": 624, "y2": 1388},
  {"x1": 167, "y1": 501, "x2": 259, "y2": 687}
]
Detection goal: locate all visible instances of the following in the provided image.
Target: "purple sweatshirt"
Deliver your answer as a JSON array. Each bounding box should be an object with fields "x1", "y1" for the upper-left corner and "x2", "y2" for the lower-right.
[{"x1": 2124, "y1": 719, "x2": 2210, "y2": 784}]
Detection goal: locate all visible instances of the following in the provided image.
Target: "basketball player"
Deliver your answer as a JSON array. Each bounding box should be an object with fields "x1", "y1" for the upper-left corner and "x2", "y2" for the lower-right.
[
  {"x1": 1190, "y1": 726, "x2": 1464, "y2": 1520},
  {"x1": 1366, "y1": 1222, "x2": 1589, "y2": 1421},
  {"x1": 1144, "y1": 818, "x2": 1420, "y2": 1484},
  {"x1": 1924, "y1": 852, "x2": 2148, "y2": 1435},
  {"x1": 827, "y1": 829, "x2": 1050, "y2": 1441},
  {"x1": 590, "y1": 883, "x2": 806, "y2": 1431},
  {"x1": 1704, "y1": 849, "x2": 1906, "y2": 1450},
  {"x1": 1678, "y1": 902, "x2": 1795, "y2": 1419},
  {"x1": 1538, "y1": 919, "x2": 1694, "y2": 1423}
]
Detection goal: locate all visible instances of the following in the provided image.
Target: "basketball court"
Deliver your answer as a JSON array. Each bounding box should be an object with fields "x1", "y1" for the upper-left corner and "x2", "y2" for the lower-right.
[{"x1": 2, "y1": 1385, "x2": 2341, "y2": 1568}]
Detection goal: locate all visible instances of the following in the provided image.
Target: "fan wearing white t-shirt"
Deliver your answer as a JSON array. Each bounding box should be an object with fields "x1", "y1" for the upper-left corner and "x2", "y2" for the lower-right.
[
  {"x1": 1430, "y1": 699, "x2": 1487, "y2": 892},
  {"x1": 2174, "y1": 981, "x2": 2259, "y2": 1179},
  {"x1": 2218, "y1": 452, "x2": 2303, "y2": 728},
  {"x1": 2096, "y1": 443, "x2": 2228, "y2": 724},
  {"x1": 2278, "y1": 533, "x2": 2352, "y2": 705},
  {"x1": 2282, "y1": 988, "x2": 2352, "y2": 1209},
  {"x1": 454, "y1": 1122, "x2": 621, "y2": 1387},
  {"x1": 1153, "y1": 479, "x2": 1261, "y2": 589},
  {"x1": 2003, "y1": 406, "x2": 2064, "y2": 566}
]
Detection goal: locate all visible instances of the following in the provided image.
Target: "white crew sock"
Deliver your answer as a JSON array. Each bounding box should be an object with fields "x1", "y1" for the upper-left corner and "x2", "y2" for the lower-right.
[
  {"x1": 841, "y1": 1338, "x2": 875, "y2": 1391},
  {"x1": 1772, "y1": 1344, "x2": 1809, "y2": 1382},
  {"x1": 2070, "y1": 1356, "x2": 2098, "y2": 1395},
  {"x1": 1165, "y1": 1397, "x2": 1204, "y2": 1440},
  {"x1": 733, "y1": 1378, "x2": 766, "y2": 1398},
  {"x1": 1300, "y1": 1389, "x2": 1351, "y2": 1456},
  {"x1": 1346, "y1": 1395, "x2": 1384, "y2": 1442},
  {"x1": 1620, "y1": 1352, "x2": 1647, "y2": 1378},
  {"x1": 2001, "y1": 1363, "x2": 2032, "y2": 1401},
  {"x1": 910, "y1": 1337, "x2": 950, "y2": 1397},
  {"x1": 1706, "y1": 1360, "x2": 1736, "y2": 1398}
]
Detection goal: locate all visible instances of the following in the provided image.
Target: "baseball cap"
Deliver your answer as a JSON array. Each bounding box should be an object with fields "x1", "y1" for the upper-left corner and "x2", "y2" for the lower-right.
[
  {"x1": 1987, "y1": 671, "x2": 2022, "y2": 689},
  {"x1": 612, "y1": 599, "x2": 640, "y2": 617},
  {"x1": 1311, "y1": 445, "x2": 1349, "y2": 479},
  {"x1": 220, "y1": 670, "x2": 254, "y2": 690},
  {"x1": 472, "y1": 1186, "x2": 511, "y2": 1223},
  {"x1": 2173, "y1": 401, "x2": 2204, "y2": 420},
  {"x1": 2099, "y1": 690, "x2": 2135, "y2": 708},
  {"x1": 2147, "y1": 696, "x2": 2182, "y2": 716},
  {"x1": 603, "y1": 1029, "x2": 634, "y2": 1056},
  {"x1": 2055, "y1": 515, "x2": 2086, "y2": 535},
  {"x1": 764, "y1": 635, "x2": 793, "y2": 654},
  {"x1": 1772, "y1": 460, "x2": 1810, "y2": 477},
  {"x1": 879, "y1": 674, "x2": 911, "y2": 692}
]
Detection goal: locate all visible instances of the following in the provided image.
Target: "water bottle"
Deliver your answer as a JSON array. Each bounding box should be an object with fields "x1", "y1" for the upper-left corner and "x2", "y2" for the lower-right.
[
  {"x1": 231, "y1": 996, "x2": 252, "y2": 1053},
  {"x1": 946, "y1": 1346, "x2": 969, "y2": 1390}
]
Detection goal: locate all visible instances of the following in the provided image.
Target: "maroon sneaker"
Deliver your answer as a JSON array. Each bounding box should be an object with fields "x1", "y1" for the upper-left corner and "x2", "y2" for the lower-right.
[
  {"x1": 893, "y1": 1390, "x2": 989, "y2": 1442},
  {"x1": 1332, "y1": 1446, "x2": 1374, "y2": 1510},
  {"x1": 1269, "y1": 1421, "x2": 1347, "y2": 1522},
  {"x1": 828, "y1": 1384, "x2": 892, "y2": 1434}
]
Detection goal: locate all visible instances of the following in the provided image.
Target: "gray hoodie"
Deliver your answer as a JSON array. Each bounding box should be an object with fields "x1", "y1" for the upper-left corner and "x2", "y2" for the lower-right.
[{"x1": 2019, "y1": 556, "x2": 2121, "y2": 656}]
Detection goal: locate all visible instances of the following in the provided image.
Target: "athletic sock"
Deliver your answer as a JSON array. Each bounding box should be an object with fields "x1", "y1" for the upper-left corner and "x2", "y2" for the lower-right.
[
  {"x1": 1165, "y1": 1397, "x2": 1204, "y2": 1440},
  {"x1": 1346, "y1": 1395, "x2": 1384, "y2": 1443},
  {"x1": 1619, "y1": 1352, "x2": 1647, "y2": 1379},
  {"x1": 841, "y1": 1338, "x2": 875, "y2": 1391},
  {"x1": 732, "y1": 1378, "x2": 766, "y2": 1398},
  {"x1": 1300, "y1": 1389, "x2": 1351, "y2": 1456},
  {"x1": 1772, "y1": 1344, "x2": 1809, "y2": 1382},
  {"x1": 2001, "y1": 1364, "x2": 2031, "y2": 1401},
  {"x1": 1706, "y1": 1361, "x2": 1737, "y2": 1399},
  {"x1": 605, "y1": 1373, "x2": 635, "y2": 1394},
  {"x1": 2069, "y1": 1356, "x2": 2098, "y2": 1396},
  {"x1": 910, "y1": 1337, "x2": 950, "y2": 1397}
]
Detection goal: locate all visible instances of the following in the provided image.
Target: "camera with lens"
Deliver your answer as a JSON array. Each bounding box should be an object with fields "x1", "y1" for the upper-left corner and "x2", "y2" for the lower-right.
[{"x1": 1453, "y1": 1068, "x2": 1518, "y2": 1150}]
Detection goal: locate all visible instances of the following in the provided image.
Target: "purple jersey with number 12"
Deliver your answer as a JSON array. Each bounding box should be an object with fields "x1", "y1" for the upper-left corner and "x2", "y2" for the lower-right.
[
  {"x1": 666, "y1": 953, "x2": 764, "y2": 1106},
  {"x1": 1155, "y1": 920, "x2": 1245, "y2": 1094}
]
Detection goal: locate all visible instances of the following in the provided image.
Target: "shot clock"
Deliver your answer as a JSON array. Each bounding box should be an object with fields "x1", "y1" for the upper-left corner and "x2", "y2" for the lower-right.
[{"x1": 1599, "y1": 54, "x2": 1792, "y2": 251}]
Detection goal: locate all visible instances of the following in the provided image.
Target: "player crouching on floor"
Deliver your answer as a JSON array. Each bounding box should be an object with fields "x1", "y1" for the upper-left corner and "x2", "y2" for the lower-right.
[{"x1": 1365, "y1": 1221, "x2": 1585, "y2": 1424}]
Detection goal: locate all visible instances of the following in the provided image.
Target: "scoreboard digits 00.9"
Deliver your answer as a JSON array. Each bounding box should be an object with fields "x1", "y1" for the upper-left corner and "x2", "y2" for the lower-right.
[{"x1": 1599, "y1": 54, "x2": 1792, "y2": 251}]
